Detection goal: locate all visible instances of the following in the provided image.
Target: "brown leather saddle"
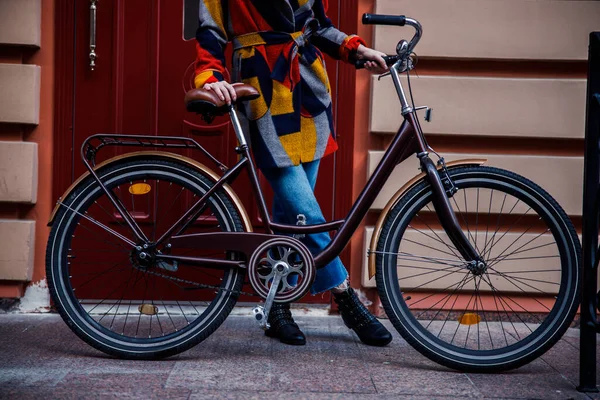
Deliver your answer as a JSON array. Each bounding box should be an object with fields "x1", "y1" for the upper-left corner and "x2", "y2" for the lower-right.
[{"x1": 184, "y1": 83, "x2": 259, "y2": 123}]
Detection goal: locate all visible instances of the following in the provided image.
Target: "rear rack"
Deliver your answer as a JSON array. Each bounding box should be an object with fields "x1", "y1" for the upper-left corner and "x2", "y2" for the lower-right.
[
  {"x1": 77, "y1": 133, "x2": 229, "y2": 245},
  {"x1": 81, "y1": 134, "x2": 227, "y2": 172}
]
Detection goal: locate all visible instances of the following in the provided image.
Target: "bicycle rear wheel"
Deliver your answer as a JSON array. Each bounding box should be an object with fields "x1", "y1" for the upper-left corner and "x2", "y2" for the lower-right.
[
  {"x1": 46, "y1": 157, "x2": 247, "y2": 359},
  {"x1": 376, "y1": 166, "x2": 580, "y2": 372}
]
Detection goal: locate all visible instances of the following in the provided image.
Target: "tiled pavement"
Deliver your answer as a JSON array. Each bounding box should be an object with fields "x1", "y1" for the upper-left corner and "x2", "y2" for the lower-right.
[{"x1": 1, "y1": 312, "x2": 599, "y2": 399}]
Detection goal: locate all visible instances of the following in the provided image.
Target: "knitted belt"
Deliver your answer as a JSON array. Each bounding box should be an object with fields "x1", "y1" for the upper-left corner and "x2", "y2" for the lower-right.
[{"x1": 232, "y1": 18, "x2": 321, "y2": 90}]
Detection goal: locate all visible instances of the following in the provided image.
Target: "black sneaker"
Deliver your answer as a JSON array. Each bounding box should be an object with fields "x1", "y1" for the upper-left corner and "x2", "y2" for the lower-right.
[
  {"x1": 264, "y1": 303, "x2": 306, "y2": 345},
  {"x1": 333, "y1": 288, "x2": 392, "y2": 346}
]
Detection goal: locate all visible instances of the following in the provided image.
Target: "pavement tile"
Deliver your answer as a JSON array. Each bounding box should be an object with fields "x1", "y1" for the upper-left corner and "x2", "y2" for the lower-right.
[
  {"x1": 1, "y1": 388, "x2": 192, "y2": 400},
  {"x1": 369, "y1": 366, "x2": 480, "y2": 397},
  {"x1": 537, "y1": 338, "x2": 581, "y2": 384},
  {"x1": 63, "y1": 357, "x2": 177, "y2": 374},
  {"x1": 188, "y1": 390, "x2": 475, "y2": 400},
  {"x1": 0, "y1": 367, "x2": 71, "y2": 387},
  {"x1": 268, "y1": 317, "x2": 377, "y2": 393},
  {"x1": 588, "y1": 391, "x2": 600, "y2": 400},
  {"x1": 0, "y1": 313, "x2": 596, "y2": 399},
  {"x1": 56, "y1": 372, "x2": 172, "y2": 391},
  {"x1": 467, "y1": 357, "x2": 586, "y2": 400},
  {"x1": 165, "y1": 315, "x2": 274, "y2": 391},
  {"x1": 351, "y1": 320, "x2": 482, "y2": 397}
]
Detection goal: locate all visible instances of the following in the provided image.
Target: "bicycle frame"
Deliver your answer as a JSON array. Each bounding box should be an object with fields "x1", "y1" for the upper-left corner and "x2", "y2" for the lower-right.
[
  {"x1": 67, "y1": 54, "x2": 481, "y2": 272},
  {"x1": 166, "y1": 61, "x2": 480, "y2": 269}
]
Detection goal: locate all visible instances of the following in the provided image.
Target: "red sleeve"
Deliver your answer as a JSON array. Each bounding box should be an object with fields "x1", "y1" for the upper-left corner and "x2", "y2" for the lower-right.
[{"x1": 194, "y1": 1, "x2": 229, "y2": 88}]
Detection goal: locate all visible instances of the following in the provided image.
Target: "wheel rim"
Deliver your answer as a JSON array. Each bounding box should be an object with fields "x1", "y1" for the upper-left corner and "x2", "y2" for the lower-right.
[
  {"x1": 379, "y1": 169, "x2": 577, "y2": 364},
  {"x1": 51, "y1": 164, "x2": 243, "y2": 346}
]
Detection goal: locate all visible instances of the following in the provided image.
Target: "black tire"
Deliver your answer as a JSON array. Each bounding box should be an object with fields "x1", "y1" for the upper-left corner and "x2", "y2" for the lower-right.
[
  {"x1": 46, "y1": 157, "x2": 247, "y2": 359},
  {"x1": 376, "y1": 166, "x2": 580, "y2": 372}
]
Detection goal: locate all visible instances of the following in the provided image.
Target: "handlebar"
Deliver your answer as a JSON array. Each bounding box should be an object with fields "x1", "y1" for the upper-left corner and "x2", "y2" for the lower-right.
[
  {"x1": 357, "y1": 14, "x2": 423, "y2": 70},
  {"x1": 362, "y1": 14, "x2": 406, "y2": 26},
  {"x1": 355, "y1": 55, "x2": 399, "y2": 70}
]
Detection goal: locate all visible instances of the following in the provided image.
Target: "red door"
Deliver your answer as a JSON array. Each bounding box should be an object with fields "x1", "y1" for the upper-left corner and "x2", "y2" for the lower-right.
[{"x1": 56, "y1": 0, "x2": 341, "y2": 304}]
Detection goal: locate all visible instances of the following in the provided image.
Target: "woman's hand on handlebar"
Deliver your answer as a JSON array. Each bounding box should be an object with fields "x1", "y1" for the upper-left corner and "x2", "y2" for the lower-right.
[
  {"x1": 356, "y1": 45, "x2": 389, "y2": 74},
  {"x1": 203, "y1": 81, "x2": 237, "y2": 105}
]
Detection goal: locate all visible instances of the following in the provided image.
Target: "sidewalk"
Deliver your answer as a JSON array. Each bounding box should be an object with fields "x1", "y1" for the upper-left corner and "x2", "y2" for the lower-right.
[{"x1": 0, "y1": 311, "x2": 598, "y2": 399}]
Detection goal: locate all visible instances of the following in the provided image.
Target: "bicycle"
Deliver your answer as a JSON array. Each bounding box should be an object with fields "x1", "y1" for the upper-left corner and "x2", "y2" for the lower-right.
[{"x1": 46, "y1": 14, "x2": 581, "y2": 372}]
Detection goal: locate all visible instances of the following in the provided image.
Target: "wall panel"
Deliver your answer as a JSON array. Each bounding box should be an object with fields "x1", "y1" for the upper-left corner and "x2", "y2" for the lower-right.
[
  {"x1": 0, "y1": 0, "x2": 41, "y2": 47},
  {"x1": 368, "y1": 151, "x2": 583, "y2": 216},
  {"x1": 0, "y1": 64, "x2": 41, "y2": 125},
  {"x1": 0, "y1": 220, "x2": 35, "y2": 281},
  {"x1": 0, "y1": 141, "x2": 38, "y2": 204},
  {"x1": 370, "y1": 75, "x2": 586, "y2": 138},
  {"x1": 374, "y1": 0, "x2": 600, "y2": 60}
]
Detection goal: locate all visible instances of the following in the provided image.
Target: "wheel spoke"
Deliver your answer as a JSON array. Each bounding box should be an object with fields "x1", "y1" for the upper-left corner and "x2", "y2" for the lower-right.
[
  {"x1": 403, "y1": 238, "x2": 463, "y2": 259},
  {"x1": 415, "y1": 209, "x2": 461, "y2": 259},
  {"x1": 452, "y1": 195, "x2": 480, "y2": 254},
  {"x1": 415, "y1": 271, "x2": 472, "y2": 318},
  {"x1": 487, "y1": 266, "x2": 555, "y2": 306},
  {"x1": 376, "y1": 167, "x2": 577, "y2": 363}
]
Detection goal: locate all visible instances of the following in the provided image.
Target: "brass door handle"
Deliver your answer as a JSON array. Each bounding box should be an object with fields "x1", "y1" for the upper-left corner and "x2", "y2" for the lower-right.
[{"x1": 89, "y1": 0, "x2": 97, "y2": 70}]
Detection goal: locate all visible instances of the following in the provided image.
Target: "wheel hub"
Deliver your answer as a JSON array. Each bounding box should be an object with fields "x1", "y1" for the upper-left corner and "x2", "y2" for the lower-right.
[
  {"x1": 130, "y1": 243, "x2": 156, "y2": 270},
  {"x1": 274, "y1": 262, "x2": 290, "y2": 274},
  {"x1": 468, "y1": 259, "x2": 487, "y2": 276}
]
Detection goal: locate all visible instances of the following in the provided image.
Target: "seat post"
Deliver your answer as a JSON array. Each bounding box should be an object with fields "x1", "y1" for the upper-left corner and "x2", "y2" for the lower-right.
[{"x1": 229, "y1": 108, "x2": 248, "y2": 147}]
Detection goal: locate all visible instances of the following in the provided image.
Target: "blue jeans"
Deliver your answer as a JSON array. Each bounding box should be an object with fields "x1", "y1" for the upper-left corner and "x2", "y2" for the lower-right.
[{"x1": 260, "y1": 160, "x2": 348, "y2": 295}]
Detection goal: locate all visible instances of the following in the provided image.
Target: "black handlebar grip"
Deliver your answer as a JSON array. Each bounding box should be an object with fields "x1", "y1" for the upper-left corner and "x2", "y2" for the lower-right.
[
  {"x1": 362, "y1": 13, "x2": 406, "y2": 26},
  {"x1": 355, "y1": 55, "x2": 399, "y2": 70}
]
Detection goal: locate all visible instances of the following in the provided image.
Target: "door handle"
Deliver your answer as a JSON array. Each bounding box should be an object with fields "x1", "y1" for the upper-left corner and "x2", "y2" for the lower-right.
[{"x1": 89, "y1": 0, "x2": 98, "y2": 70}]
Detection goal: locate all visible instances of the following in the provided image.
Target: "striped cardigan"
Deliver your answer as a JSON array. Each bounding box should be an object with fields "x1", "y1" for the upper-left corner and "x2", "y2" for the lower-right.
[{"x1": 194, "y1": 0, "x2": 365, "y2": 169}]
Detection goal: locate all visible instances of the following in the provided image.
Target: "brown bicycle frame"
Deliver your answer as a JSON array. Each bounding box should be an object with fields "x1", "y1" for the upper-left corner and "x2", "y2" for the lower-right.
[
  {"x1": 71, "y1": 12, "x2": 481, "y2": 272},
  {"x1": 116, "y1": 111, "x2": 479, "y2": 270}
]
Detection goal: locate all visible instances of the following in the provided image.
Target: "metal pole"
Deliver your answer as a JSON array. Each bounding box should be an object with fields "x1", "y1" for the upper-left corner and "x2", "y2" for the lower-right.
[{"x1": 578, "y1": 31, "x2": 600, "y2": 393}]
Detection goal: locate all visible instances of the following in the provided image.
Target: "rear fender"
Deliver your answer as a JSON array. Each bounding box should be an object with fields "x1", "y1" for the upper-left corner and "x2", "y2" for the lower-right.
[{"x1": 47, "y1": 151, "x2": 252, "y2": 232}]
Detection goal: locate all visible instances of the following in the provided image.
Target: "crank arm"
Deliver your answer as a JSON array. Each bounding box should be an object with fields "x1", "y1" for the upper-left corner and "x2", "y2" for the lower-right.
[{"x1": 253, "y1": 270, "x2": 284, "y2": 330}]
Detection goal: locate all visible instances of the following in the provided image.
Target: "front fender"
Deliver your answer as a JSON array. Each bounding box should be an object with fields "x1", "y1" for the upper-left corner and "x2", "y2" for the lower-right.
[
  {"x1": 367, "y1": 159, "x2": 486, "y2": 280},
  {"x1": 47, "y1": 151, "x2": 252, "y2": 232}
]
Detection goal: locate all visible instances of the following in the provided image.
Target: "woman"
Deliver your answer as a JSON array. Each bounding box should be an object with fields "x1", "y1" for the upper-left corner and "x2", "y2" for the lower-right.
[{"x1": 195, "y1": 0, "x2": 392, "y2": 346}]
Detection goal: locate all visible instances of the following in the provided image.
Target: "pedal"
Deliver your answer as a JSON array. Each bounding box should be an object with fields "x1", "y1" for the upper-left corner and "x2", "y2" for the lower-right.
[{"x1": 252, "y1": 306, "x2": 270, "y2": 330}]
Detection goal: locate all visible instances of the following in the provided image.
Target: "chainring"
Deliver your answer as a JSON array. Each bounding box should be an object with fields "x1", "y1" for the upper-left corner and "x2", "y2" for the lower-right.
[{"x1": 247, "y1": 237, "x2": 315, "y2": 303}]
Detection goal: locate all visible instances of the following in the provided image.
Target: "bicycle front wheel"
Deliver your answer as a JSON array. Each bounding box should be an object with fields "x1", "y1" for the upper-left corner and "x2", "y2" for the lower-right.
[
  {"x1": 376, "y1": 166, "x2": 580, "y2": 372},
  {"x1": 46, "y1": 157, "x2": 247, "y2": 359}
]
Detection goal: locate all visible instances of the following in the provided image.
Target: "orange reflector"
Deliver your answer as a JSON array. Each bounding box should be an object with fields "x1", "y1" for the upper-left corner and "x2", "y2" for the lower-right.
[
  {"x1": 129, "y1": 183, "x2": 151, "y2": 195},
  {"x1": 459, "y1": 313, "x2": 481, "y2": 325},
  {"x1": 138, "y1": 304, "x2": 158, "y2": 315}
]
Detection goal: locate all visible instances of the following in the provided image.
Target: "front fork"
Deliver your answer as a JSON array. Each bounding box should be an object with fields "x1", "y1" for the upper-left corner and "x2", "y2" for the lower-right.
[{"x1": 420, "y1": 155, "x2": 481, "y2": 264}]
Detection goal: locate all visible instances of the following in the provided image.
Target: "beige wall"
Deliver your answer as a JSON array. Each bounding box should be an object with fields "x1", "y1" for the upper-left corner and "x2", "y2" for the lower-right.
[
  {"x1": 0, "y1": 0, "x2": 41, "y2": 47},
  {"x1": 374, "y1": 0, "x2": 600, "y2": 60},
  {"x1": 0, "y1": 0, "x2": 47, "y2": 299},
  {"x1": 0, "y1": 64, "x2": 41, "y2": 125},
  {"x1": 368, "y1": 151, "x2": 583, "y2": 215},
  {"x1": 370, "y1": 76, "x2": 586, "y2": 138},
  {"x1": 359, "y1": 0, "x2": 597, "y2": 294}
]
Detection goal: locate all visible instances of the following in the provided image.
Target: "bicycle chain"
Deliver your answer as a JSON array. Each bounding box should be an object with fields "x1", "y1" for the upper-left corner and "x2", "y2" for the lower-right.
[{"x1": 143, "y1": 268, "x2": 257, "y2": 297}]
